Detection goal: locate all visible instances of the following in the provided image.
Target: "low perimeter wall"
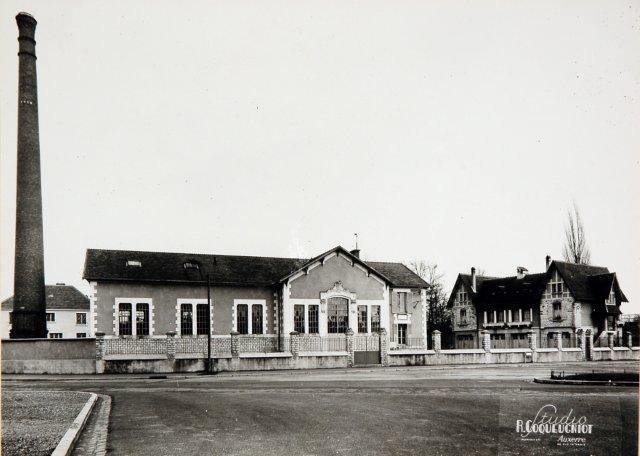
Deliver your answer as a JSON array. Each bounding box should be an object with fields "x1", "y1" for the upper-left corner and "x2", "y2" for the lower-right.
[
  {"x1": 2, "y1": 338, "x2": 96, "y2": 374},
  {"x1": 3, "y1": 337, "x2": 639, "y2": 375},
  {"x1": 97, "y1": 353, "x2": 349, "y2": 374},
  {"x1": 388, "y1": 347, "x2": 640, "y2": 367}
]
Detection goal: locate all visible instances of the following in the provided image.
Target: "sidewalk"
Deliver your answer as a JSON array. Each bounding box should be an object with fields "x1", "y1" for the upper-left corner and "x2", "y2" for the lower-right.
[{"x1": 2, "y1": 360, "x2": 636, "y2": 382}]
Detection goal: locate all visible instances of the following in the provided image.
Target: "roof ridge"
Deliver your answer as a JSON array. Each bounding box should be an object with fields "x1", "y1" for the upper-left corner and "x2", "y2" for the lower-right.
[{"x1": 87, "y1": 248, "x2": 308, "y2": 263}]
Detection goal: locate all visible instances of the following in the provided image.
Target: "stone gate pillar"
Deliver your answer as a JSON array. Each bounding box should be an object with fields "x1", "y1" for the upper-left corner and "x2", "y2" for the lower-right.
[
  {"x1": 607, "y1": 331, "x2": 615, "y2": 350},
  {"x1": 481, "y1": 330, "x2": 491, "y2": 352},
  {"x1": 432, "y1": 330, "x2": 441, "y2": 353},
  {"x1": 345, "y1": 328, "x2": 355, "y2": 367},
  {"x1": 379, "y1": 328, "x2": 389, "y2": 366},
  {"x1": 527, "y1": 330, "x2": 537, "y2": 351},
  {"x1": 289, "y1": 331, "x2": 300, "y2": 359}
]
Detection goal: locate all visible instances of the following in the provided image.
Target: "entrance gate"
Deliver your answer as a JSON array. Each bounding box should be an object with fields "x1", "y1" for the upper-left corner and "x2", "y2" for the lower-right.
[{"x1": 353, "y1": 335, "x2": 380, "y2": 365}]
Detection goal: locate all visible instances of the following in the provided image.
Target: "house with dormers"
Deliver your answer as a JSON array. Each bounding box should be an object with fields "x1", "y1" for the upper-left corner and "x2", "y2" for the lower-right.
[
  {"x1": 447, "y1": 256, "x2": 628, "y2": 349},
  {"x1": 83, "y1": 245, "x2": 429, "y2": 360}
]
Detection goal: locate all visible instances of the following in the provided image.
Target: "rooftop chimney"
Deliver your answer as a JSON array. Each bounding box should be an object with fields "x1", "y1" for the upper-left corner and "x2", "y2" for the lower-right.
[
  {"x1": 545, "y1": 255, "x2": 551, "y2": 270},
  {"x1": 11, "y1": 12, "x2": 47, "y2": 339},
  {"x1": 351, "y1": 233, "x2": 360, "y2": 258},
  {"x1": 517, "y1": 266, "x2": 528, "y2": 279},
  {"x1": 471, "y1": 267, "x2": 477, "y2": 292}
]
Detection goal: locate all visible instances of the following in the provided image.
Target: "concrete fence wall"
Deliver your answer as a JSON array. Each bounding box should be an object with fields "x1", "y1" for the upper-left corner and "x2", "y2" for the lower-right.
[
  {"x1": 2, "y1": 328, "x2": 640, "y2": 374},
  {"x1": 1, "y1": 338, "x2": 96, "y2": 374}
]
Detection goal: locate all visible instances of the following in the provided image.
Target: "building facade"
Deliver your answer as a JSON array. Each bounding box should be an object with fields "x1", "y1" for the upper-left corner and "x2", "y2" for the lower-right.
[
  {"x1": 448, "y1": 257, "x2": 628, "y2": 349},
  {"x1": 83, "y1": 246, "x2": 429, "y2": 354},
  {"x1": 2, "y1": 284, "x2": 91, "y2": 339}
]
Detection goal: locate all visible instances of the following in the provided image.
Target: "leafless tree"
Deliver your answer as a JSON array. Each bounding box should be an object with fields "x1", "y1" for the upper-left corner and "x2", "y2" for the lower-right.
[
  {"x1": 562, "y1": 203, "x2": 591, "y2": 265},
  {"x1": 409, "y1": 260, "x2": 452, "y2": 345}
]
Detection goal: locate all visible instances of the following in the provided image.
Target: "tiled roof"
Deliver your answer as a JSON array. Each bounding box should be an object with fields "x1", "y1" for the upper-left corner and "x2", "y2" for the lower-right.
[
  {"x1": 448, "y1": 260, "x2": 628, "y2": 308},
  {"x1": 447, "y1": 274, "x2": 497, "y2": 306},
  {"x1": 553, "y1": 261, "x2": 610, "y2": 302},
  {"x1": 475, "y1": 273, "x2": 548, "y2": 307},
  {"x1": 83, "y1": 247, "x2": 428, "y2": 288},
  {"x1": 366, "y1": 261, "x2": 429, "y2": 288},
  {"x1": 1, "y1": 285, "x2": 89, "y2": 311}
]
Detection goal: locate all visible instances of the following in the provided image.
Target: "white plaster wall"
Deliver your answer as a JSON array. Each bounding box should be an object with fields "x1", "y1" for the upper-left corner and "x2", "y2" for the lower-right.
[{"x1": 1, "y1": 309, "x2": 92, "y2": 339}]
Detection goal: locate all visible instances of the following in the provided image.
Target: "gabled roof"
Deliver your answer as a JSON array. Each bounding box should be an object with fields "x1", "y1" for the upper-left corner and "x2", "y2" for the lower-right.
[
  {"x1": 2, "y1": 285, "x2": 89, "y2": 311},
  {"x1": 475, "y1": 273, "x2": 548, "y2": 307},
  {"x1": 83, "y1": 247, "x2": 429, "y2": 289},
  {"x1": 447, "y1": 273, "x2": 497, "y2": 306},
  {"x1": 552, "y1": 261, "x2": 611, "y2": 302},
  {"x1": 448, "y1": 259, "x2": 629, "y2": 308}
]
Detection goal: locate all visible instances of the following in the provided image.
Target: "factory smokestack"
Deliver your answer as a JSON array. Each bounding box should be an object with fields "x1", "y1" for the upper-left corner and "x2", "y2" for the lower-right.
[{"x1": 11, "y1": 12, "x2": 47, "y2": 338}]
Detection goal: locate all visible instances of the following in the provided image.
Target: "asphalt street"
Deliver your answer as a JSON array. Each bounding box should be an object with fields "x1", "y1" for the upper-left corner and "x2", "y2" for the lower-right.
[{"x1": 3, "y1": 361, "x2": 638, "y2": 456}]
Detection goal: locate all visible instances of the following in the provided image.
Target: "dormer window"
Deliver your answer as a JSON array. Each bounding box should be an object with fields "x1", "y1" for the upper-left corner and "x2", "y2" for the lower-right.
[
  {"x1": 548, "y1": 270, "x2": 566, "y2": 297},
  {"x1": 606, "y1": 286, "x2": 616, "y2": 305},
  {"x1": 183, "y1": 261, "x2": 200, "y2": 270},
  {"x1": 126, "y1": 260, "x2": 142, "y2": 267}
]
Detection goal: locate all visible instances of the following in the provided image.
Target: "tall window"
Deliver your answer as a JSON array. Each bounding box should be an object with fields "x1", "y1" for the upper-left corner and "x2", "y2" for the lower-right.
[
  {"x1": 118, "y1": 303, "x2": 132, "y2": 336},
  {"x1": 251, "y1": 304, "x2": 263, "y2": 334},
  {"x1": 76, "y1": 313, "x2": 87, "y2": 325},
  {"x1": 457, "y1": 289, "x2": 469, "y2": 304},
  {"x1": 357, "y1": 305, "x2": 368, "y2": 333},
  {"x1": 486, "y1": 311, "x2": 495, "y2": 324},
  {"x1": 397, "y1": 324, "x2": 407, "y2": 345},
  {"x1": 196, "y1": 303, "x2": 210, "y2": 335},
  {"x1": 606, "y1": 286, "x2": 616, "y2": 305},
  {"x1": 328, "y1": 297, "x2": 348, "y2": 334},
  {"x1": 552, "y1": 301, "x2": 562, "y2": 320},
  {"x1": 398, "y1": 292, "x2": 408, "y2": 313},
  {"x1": 46, "y1": 312, "x2": 55, "y2": 322},
  {"x1": 294, "y1": 305, "x2": 305, "y2": 333},
  {"x1": 607, "y1": 315, "x2": 615, "y2": 331},
  {"x1": 136, "y1": 303, "x2": 149, "y2": 336},
  {"x1": 496, "y1": 310, "x2": 504, "y2": 323},
  {"x1": 371, "y1": 305, "x2": 381, "y2": 333},
  {"x1": 460, "y1": 308, "x2": 467, "y2": 324},
  {"x1": 523, "y1": 308, "x2": 531, "y2": 322},
  {"x1": 548, "y1": 270, "x2": 566, "y2": 297},
  {"x1": 236, "y1": 304, "x2": 248, "y2": 334},
  {"x1": 181, "y1": 303, "x2": 193, "y2": 335},
  {"x1": 308, "y1": 305, "x2": 319, "y2": 334}
]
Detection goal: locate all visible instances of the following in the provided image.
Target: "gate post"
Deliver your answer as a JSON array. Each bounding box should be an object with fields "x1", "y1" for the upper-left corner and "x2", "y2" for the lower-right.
[
  {"x1": 607, "y1": 331, "x2": 615, "y2": 350},
  {"x1": 230, "y1": 331, "x2": 240, "y2": 371},
  {"x1": 628, "y1": 333, "x2": 634, "y2": 349},
  {"x1": 166, "y1": 331, "x2": 176, "y2": 360},
  {"x1": 345, "y1": 328, "x2": 355, "y2": 367},
  {"x1": 289, "y1": 331, "x2": 300, "y2": 359},
  {"x1": 379, "y1": 328, "x2": 389, "y2": 367},
  {"x1": 95, "y1": 332, "x2": 106, "y2": 374},
  {"x1": 432, "y1": 330, "x2": 441, "y2": 353},
  {"x1": 481, "y1": 330, "x2": 491, "y2": 352}
]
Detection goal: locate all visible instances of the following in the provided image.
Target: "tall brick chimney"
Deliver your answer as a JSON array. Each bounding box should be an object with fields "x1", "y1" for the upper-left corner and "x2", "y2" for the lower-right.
[{"x1": 11, "y1": 12, "x2": 47, "y2": 338}]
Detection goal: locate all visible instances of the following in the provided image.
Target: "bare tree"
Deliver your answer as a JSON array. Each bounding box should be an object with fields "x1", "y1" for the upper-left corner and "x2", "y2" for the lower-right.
[
  {"x1": 409, "y1": 261, "x2": 452, "y2": 347},
  {"x1": 562, "y1": 203, "x2": 591, "y2": 265}
]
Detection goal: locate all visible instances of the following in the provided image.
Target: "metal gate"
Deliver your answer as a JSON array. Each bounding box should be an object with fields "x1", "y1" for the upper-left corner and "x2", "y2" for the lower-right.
[{"x1": 353, "y1": 335, "x2": 380, "y2": 365}]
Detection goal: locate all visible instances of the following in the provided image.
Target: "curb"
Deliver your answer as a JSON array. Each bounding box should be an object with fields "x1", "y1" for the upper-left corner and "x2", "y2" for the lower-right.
[
  {"x1": 51, "y1": 392, "x2": 98, "y2": 456},
  {"x1": 533, "y1": 378, "x2": 638, "y2": 387}
]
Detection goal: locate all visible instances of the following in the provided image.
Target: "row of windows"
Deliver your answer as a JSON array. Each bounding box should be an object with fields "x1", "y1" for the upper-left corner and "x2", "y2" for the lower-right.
[
  {"x1": 48, "y1": 332, "x2": 86, "y2": 339},
  {"x1": 484, "y1": 308, "x2": 532, "y2": 324},
  {"x1": 118, "y1": 303, "x2": 150, "y2": 336},
  {"x1": 11, "y1": 312, "x2": 87, "y2": 325}
]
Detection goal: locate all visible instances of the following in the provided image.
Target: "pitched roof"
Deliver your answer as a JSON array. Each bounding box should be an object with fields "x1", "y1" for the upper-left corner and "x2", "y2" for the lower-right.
[
  {"x1": 2, "y1": 285, "x2": 89, "y2": 311},
  {"x1": 552, "y1": 261, "x2": 611, "y2": 302},
  {"x1": 475, "y1": 273, "x2": 548, "y2": 307},
  {"x1": 83, "y1": 247, "x2": 428, "y2": 288},
  {"x1": 447, "y1": 274, "x2": 496, "y2": 306},
  {"x1": 366, "y1": 261, "x2": 429, "y2": 288},
  {"x1": 448, "y1": 260, "x2": 629, "y2": 308}
]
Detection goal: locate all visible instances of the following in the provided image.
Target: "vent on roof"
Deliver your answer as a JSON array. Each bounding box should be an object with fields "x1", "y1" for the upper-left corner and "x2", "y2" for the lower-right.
[
  {"x1": 55, "y1": 282, "x2": 65, "y2": 286},
  {"x1": 183, "y1": 261, "x2": 199, "y2": 270},
  {"x1": 126, "y1": 260, "x2": 142, "y2": 267}
]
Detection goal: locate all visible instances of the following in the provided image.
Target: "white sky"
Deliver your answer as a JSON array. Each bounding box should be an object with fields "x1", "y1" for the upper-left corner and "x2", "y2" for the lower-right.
[{"x1": 1, "y1": 1, "x2": 638, "y2": 312}]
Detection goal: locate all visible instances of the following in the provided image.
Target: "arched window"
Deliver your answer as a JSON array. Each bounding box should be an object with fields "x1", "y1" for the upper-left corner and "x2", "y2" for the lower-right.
[{"x1": 327, "y1": 297, "x2": 349, "y2": 334}]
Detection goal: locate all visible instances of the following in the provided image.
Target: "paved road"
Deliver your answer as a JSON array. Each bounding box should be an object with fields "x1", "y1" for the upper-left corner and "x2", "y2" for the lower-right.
[{"x1": 3, "y1": 362, "x2": 638, "y2": 455}]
